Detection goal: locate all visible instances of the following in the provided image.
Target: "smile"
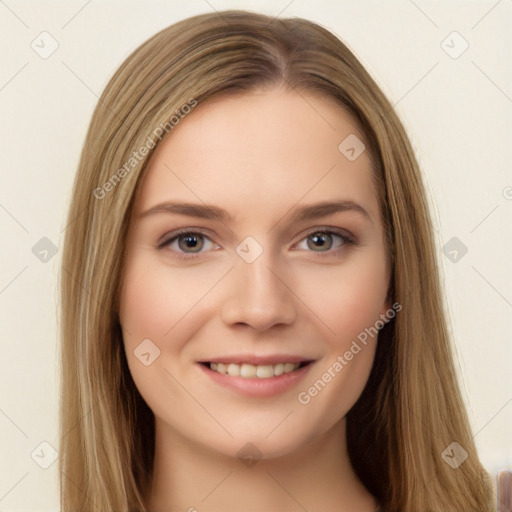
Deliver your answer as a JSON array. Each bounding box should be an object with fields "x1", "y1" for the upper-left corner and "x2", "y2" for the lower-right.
[
  {"x1": 207, "y1": 361, "x2": 307, "y2": 379},
  {"x1": 197, "y1": 359, "x2": 315, "y2": 397}
]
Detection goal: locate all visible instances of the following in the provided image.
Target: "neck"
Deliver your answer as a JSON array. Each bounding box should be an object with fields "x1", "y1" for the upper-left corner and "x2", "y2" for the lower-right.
[{"x1": 145, "y1": 417, "x2": 378, "y2": 512}]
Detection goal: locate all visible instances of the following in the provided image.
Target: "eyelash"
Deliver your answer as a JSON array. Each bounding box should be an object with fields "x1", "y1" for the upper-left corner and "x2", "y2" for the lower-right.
[{"x1": 157, "y1": 227, "x2": 356, "y2": 260}]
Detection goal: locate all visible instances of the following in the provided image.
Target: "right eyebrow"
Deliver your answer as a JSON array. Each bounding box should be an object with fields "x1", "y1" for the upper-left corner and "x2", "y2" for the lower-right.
[{"x1": 138, "y1": 202, "x2": 234, "y2": 222}]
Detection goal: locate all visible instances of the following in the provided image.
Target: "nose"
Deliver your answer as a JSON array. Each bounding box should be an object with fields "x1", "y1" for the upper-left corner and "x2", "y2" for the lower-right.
[{"x1": 220, "y1": 248, "x2": 297, "y2": 332}]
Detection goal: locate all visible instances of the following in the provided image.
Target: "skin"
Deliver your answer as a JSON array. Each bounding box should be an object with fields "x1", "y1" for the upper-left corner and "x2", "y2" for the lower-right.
[{"x1": 119, "y1": 86, "x2": 391, "y2": 512}]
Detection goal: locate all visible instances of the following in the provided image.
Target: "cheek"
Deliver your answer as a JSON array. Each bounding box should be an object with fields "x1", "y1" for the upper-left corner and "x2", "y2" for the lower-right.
[
  {"x1": 302, "y1": 250, "x2": 390, "y2": 344},
  {"x1": 118, "y1": 255, "x2": 229, "y2": 405},
  {"x1": 119, "y1": 256, "x2": 221, "y2": 343},
  {"x1": 294, "y1": 253, "x2": 389, "y2": 426},
  {"x1": 119, "y1": 274, "x2": 171, "y2": 350},
  {"x1": 118, "y1": 259, "x2": 205, "y2": 417}
]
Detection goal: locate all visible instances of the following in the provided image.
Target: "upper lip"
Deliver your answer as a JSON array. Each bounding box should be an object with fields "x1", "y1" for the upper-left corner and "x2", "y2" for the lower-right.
[{"x1": 198, "y1": 354, "x2": 316, "y2": 366}]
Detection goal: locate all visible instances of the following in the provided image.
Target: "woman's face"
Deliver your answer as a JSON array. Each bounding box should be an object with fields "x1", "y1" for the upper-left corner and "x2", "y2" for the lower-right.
[{"x1": 119, "y1": 87, "x2": 391, "y2": 460}]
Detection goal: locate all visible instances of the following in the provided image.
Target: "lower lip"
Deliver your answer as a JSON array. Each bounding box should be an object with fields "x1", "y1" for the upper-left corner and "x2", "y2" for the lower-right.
[{"x1": 197, "y1": 363, "x2": 314, "y2": 398}]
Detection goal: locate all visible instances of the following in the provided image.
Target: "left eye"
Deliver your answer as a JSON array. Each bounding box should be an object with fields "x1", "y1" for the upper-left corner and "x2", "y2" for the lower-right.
[{"x1": 295, "y1": 229, "x2": 352, "y2": 253}]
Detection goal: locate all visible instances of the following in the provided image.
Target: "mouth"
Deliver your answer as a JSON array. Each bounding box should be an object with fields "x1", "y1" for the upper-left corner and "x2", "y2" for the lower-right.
[
  {"x1": 199, "y1": 360, "x2": 313, "y2": 379},
  {"x1": 196, "y1": 356, "x2": 316, "y2": 397}
]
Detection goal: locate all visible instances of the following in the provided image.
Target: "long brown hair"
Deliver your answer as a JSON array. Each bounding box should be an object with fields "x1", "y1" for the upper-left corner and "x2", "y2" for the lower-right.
[{"x1": 59, "y1": 10, "x2": 495, "y2": 511}]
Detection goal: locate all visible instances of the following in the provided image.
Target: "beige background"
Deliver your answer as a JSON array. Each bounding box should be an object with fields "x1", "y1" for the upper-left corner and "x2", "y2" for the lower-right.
[{"x1": 0, "y1": 0, "x2": 511, "y2": 510}]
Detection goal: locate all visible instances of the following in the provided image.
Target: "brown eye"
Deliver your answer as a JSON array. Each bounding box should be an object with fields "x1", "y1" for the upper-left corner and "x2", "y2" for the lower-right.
[
  {"x1": 176, "y1": 233, "x2": 204, "y2": 253},
  {"x1": 158, "y1": 230, "x2": 219, "y2": 260},
  {"x1": 296, "y1": 229, "x2": 354, "y2": 254},
  {"x1": 307, "y1": 232, "x2": 335, "y2": 251}
]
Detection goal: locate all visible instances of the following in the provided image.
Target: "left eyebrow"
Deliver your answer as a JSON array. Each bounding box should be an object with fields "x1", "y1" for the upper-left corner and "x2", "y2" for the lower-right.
[
  {"x1": 287, "y1": 200, "x2": 372, "y2": 224},
  {"x1": 137, "y1": 199, "x2": 372, "y2": 224}
]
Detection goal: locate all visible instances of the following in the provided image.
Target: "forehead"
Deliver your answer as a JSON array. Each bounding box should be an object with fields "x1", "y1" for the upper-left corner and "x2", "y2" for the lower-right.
[{"x1": 134, "y1": 88, "x2": 379, "y2": 225}]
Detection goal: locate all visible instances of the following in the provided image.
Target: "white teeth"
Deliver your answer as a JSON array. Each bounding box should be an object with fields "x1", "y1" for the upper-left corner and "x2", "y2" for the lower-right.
[
  {"x1": 240, "y1": 364, "x2": 257, "y2": 378},
  {"x1": 256, "y1": 365, "x2": 274, "y2": 378},
  {"x1": 274, "y1": 363, "x2": 284, "y2": 376},
  {"x1": 208, "y1": 362, "x2": 302, "y2": 378},
  {"x1": 284, "y1": 363, "x2": 296, "y2": 373},
  {"x1": 227, "y1": 363, "x2": 240, "y2": 377}
]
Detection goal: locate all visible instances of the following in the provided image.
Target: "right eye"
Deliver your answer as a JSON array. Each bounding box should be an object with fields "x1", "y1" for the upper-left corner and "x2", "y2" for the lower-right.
[{"x1": 158, "y1": 229, "x2": 220, "y2": 259}]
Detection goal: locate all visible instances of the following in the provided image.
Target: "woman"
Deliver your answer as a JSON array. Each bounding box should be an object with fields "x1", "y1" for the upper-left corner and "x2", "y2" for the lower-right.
[{"x1": 59, "y1": 10, "x2": 495, "y2": 511}]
